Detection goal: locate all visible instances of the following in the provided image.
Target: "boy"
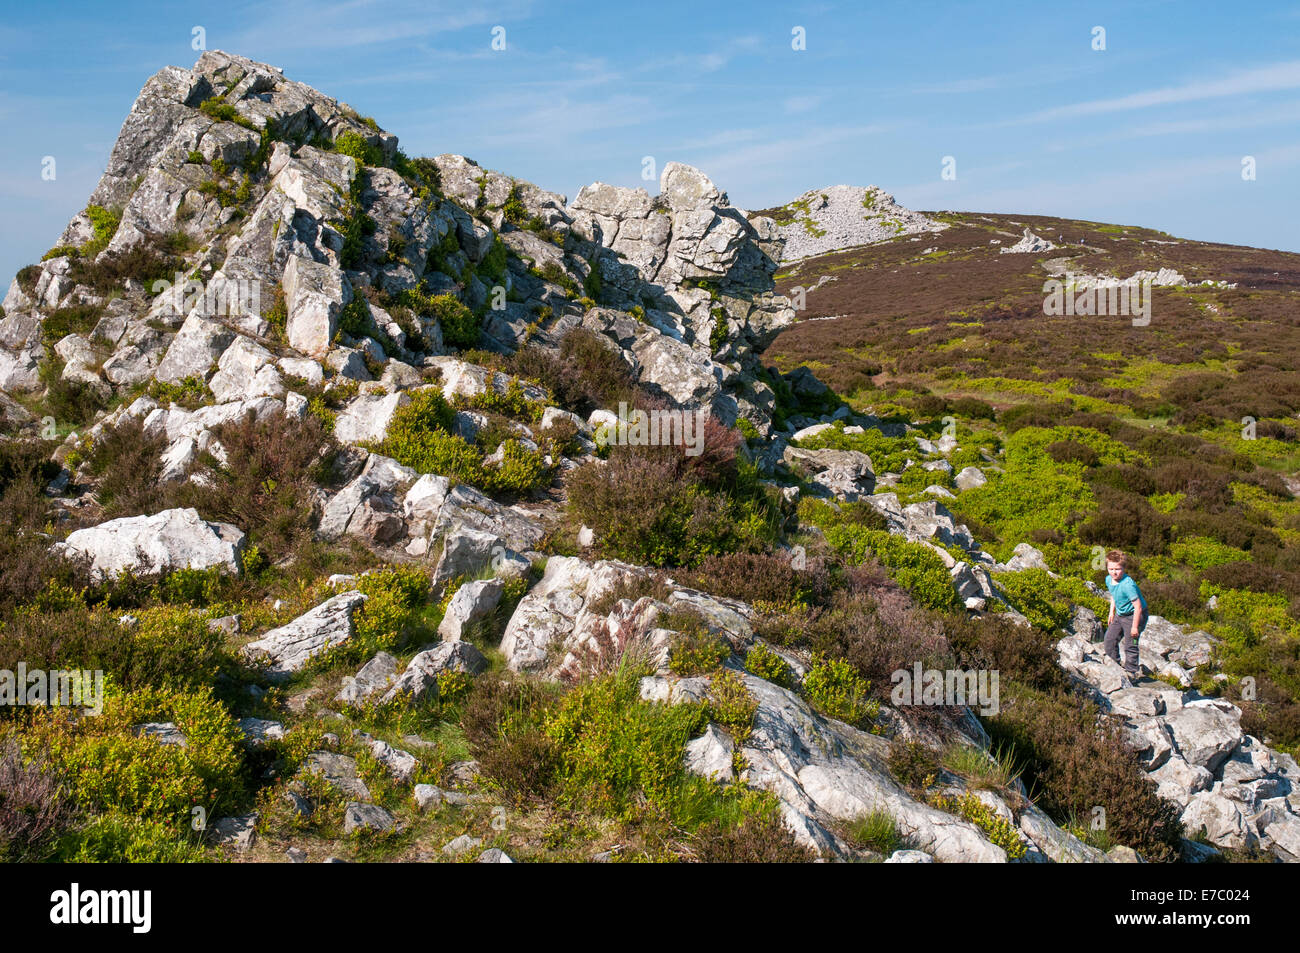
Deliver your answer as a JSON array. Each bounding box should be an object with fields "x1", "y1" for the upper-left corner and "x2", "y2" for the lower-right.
[{"x1": 1104, "y1": 550, "x2": 1147, "y2": 678}]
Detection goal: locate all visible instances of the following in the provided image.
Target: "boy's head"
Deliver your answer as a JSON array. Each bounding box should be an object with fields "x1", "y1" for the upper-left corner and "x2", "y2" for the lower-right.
[{"x1": 1106, "y1": 549, "x2": 1128, "y2": 582}]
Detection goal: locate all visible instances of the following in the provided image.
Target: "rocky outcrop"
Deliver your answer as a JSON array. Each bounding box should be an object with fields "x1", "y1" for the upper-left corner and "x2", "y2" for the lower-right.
[
  {"x1": 56, "y1": 507, "x2": 245, "y2": 582},
  {"x1": 769, "y1": 185, "x2": 945, "y2": 262},
  {"x1": 242, "y1": 590, "x2": 367, "y2": 680},
  {"x1": 1058, "y1": 626, "x2": 1300, "y2": 861}
]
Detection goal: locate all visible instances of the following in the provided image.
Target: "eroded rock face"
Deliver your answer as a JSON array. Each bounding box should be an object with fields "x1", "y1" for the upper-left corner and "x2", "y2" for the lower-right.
[
  {"x1": 242, "y1": 591, "x2": 367, "y2": 680},
  {"x1": 57, "y1": 507, "x2": 245, "y2": 581}
]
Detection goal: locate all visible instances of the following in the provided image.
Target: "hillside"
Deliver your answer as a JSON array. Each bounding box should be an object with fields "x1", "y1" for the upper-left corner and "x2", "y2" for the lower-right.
[{"x1": 0, "y1": 51, "x2": 1297, "y2": 865}]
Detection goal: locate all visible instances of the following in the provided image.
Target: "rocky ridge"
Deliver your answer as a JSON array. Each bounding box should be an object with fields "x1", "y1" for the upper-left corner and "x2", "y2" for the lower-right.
[{"x1": 3, "y1": 50, "x2": 1295, "y2": 863}]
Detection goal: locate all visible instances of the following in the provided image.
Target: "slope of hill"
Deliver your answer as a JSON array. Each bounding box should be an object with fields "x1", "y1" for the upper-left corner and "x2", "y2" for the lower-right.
[{"x1": 1, "y1": 52, "x2": 1297, "y2": 865}]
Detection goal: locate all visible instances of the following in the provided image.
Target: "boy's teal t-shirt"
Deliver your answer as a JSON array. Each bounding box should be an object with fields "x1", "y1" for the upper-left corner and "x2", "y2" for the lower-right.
[{"x1": 1106, "y1": 574, "x2": 1147, "y2": 615}]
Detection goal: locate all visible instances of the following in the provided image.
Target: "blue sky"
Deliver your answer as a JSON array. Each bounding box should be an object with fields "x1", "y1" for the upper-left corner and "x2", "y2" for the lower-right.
[{"x1": 2, "y1": 0, "x2": 1299, "y2": 285}]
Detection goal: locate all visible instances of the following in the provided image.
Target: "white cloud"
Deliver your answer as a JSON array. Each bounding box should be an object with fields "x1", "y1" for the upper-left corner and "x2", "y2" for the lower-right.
[{"x1": 1016, "y1": 61, "x2": 1300, "y2": 124}]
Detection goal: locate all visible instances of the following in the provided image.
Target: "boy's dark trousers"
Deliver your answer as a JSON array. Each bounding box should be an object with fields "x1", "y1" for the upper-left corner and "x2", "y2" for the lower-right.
[{"x1": 1104, "y1": 613, "x2": 1143, "y2": 676}]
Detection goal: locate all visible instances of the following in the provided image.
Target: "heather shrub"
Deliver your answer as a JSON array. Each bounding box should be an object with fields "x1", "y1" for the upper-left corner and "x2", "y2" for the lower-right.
[
  {"x1": 180, "y1": 410, "x2": 338, "y2": 560},
  {"x1": 0, "y1": 604, "x2": 228, "y2": 695},
  {"x1": 693, "y1": 806, "x2": 815, "y2": 862},
  {"x1": 943, "y1": 613, "x2": 1067, "y2": 693},
  {"x1": 950, "y1": 396, "x2": 996, "y2": 420},
  {"x1": 68, "y1": 237, "x2": 182, "y2": 296},
  {"x1": 888, "y1": 740, "x2": 941, "y2": 789},
  {"x1": 806, "y1": 587, "x2": 953, "y2": 695},
  {"x1": 998, "y1": 401, "x2": 1073, "y2": 433},
  {"x1": 986, "y1": 681, "x2": 1183, "y2": 862},
  {"x1": 1045, "y1": 440, "x2": 1100, "y2": 467},
  {"x1": 0, "y1": 444, "x2": 88, "y2": 613},
  {"x1": 566, "y1": 438, "x2": 777, "y2": 569},
  {"x1": 1078, "y1": 487, "x2": 1168, "y2": 555},
  {"x1": 43, "y1": 303, "x2": 104, "y2": 340},
  {"x1": 1088, "y1": 464, "x2": 1156, "y2": 497},
  {"x1": 687, "y1": 551, "x2": 826, "y2": 609},
  {"x1": 81, "y1": 417, "x2": 170, "y2": 518},
  {"x1": 0, "y1": 746, "x2": 81, "y2": 862}
]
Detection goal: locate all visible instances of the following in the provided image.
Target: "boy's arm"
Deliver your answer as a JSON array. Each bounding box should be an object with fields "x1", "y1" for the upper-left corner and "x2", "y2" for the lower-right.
[
  {"x1": 1107, "y1": 596, "x2": 1116, "y2": 625},
  {"x1": 1130, "y1": 587, "x2": 1144, "y2": 634}
]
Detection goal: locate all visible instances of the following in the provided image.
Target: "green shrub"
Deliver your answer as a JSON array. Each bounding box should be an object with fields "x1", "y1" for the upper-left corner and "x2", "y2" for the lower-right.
[
  {"x1": 544, "y1": 663, "x2": 736, "y2": 826},
  {"x1": 83, "y1": 204, "x2": 122, "y2": 256},
  {"x1": 28, "y1": 685, "x2": 245, "y2": 829},
  {"x1": 56, "y1": 814, "x2": 209, "y2": 862},
  {"x1": 803, "y1": 653, "x2": 878, "y2": 727},
  {"x1": 928, "y1": 790, "x2": 1026, "y2": 858},
  {"x1": 995, "y1": 569, "x2": 1074, "y2": 633},
  {"x1": 431, "y1": 293, "x2": 481, "y2": 349},
  {"x1": 198, "y1": 95, "x2": 257, "y2": 131},
  {"x1": 744, "y1": 643, "x2": 795, "y2": 688},
  {"x1": 822, "y1": 524, "x2": 960, "y2": 612},
  {"x1": 458, "y1": 378, "x2": 544, "y2": 424},
  {"x1": 343, "y1": 566, "x2": 432, "y2": 658},
  {"x1": 707, "y1": 669, "x2": 758, "y2": 743},
  {"x1": 502, "y1": 184, "x2": 527, "y2": 224},
  {"x1": 333, "y1": 130, "x2": 383, "y2": 167},
  {"x1": 667, "y1": 616, "x2": 730, "y2": 676}
]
